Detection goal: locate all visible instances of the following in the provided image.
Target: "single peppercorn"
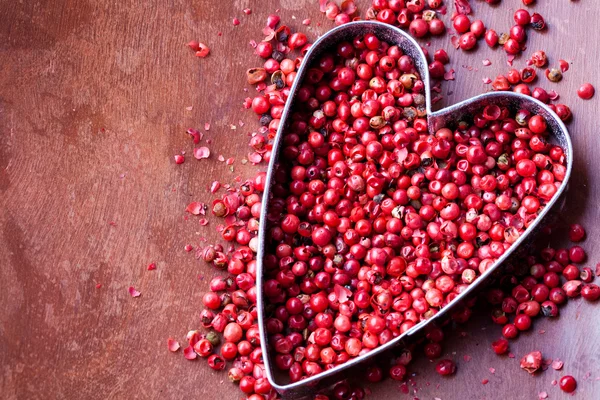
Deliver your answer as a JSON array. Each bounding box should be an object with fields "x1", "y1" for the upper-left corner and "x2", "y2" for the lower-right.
[
  {"x1": 485, "y1": 29, "x2": 499, "y2": 47},
  {"x1": 569, "y1": 224, "x2": 586, "y2": 242},
  {"x1": 520, "y1": 351, "x2": 542, "y2": 374},
  {"x1": 559, "y1": 375, "x2": 577, "y2": 393},
  {"x1": 514, "y1": 9, "x2": 531, "y2": 26},
  {"x1": 530, "y1": 13, "x2": 546, "y2": 30},
  {"x1": 491, "y1": 338, "x2": 509, "y2": 355},
  {"x1": 435, "y1": 359, "x2": 456, "y2": 376},
  {"x1": 582, "y1": 284, "x2": 600, "y2": 301},
  {"x1": 578, "y1": 83, "x2": 595, "y2": 99}
]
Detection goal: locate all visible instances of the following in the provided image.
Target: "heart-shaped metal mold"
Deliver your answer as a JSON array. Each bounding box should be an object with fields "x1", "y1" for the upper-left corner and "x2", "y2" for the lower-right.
[{"x1": 256, "y1": 20, "x2": 573, "y2": 398}]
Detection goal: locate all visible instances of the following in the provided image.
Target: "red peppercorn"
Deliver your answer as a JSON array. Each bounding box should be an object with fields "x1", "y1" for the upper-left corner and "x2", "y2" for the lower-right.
[
  {"x1": 429, "y1": 61, "x2": 446, "y2": 80},
  {"x1": 492, "y1": 75, "x2": 510, "y2": 91},
  {"x1": 220, "y1": 341, "x2": 238, "y2": 360},
  {"x1": 504, "y1": 38, "x2": 521, "y2": 55},
  {"x1": 569, "y1": 246, "x2": 586, "y2": 263},
  {"x1": 514, "y1": 314, "x2": 532, "y2": 331},
  {"x1": 554, "y1": 104, "x2": 572, "y2": 121},
  {"x1": 513, "y1": 9, "x2": 531, "y2": 25},
  {"x1": 435, "y1": 359, "x2": 456, "y2": 376},
  {"x1": 517, "y1": 301, "x2": 540, "y2": 317},
  {"x1": 506, "y1": 69, "x2": 521, "y2": 84},
  {"x1": 429, "y1": 19, "x2": 446, "y2": 36},
  {"x1": 193, "y1": 338, "x2": 213, "y2": 357},
  {"x1": 453, "y1": 14, "x2": 471, "y2": 34},
  {"x1": 530, "y1": 50, "x2": 548, "y2": 67},
  {"x1": 424, "y1": 342, "x2": 443, "y2": 359},
  {"x1": 207, "y1": 354, "x2": 225, "y2": 370},
  {"x1": 459, "y1": 32, "x2": 477, "y2": 51},
  {"x1": 502, "y1": 323, "x2": 519, "y2": 339},
  {"x1": 513, "y1": 84, "x2": 530, "y2": 96},
  {"x1": 577, "y1": 83, "x2": 595, "y2": 99},
  {"x1": 251, "y1": 96, "x2": 270, "y2": 114},
  {"x1": 520, "y1": 350, "x2": 542, "y2": 374},
  {"x1": 549, "y1": 287, "x2": 567, "y2": 305},
  {"x1": 509, "y1": 25, "x2": 527, "y2": 43},
  {"x1": 255, "y1": 41, "x2": 273, "y2": 58},
  {"x1": 433, "y1": 49, "x2": 450, "y2": 64},
  {"x1": 491, "y1": 338, "x2": 509, "y2": 355},
  {"x1": 409, "y1": 18, "x2": 429, "y2": 38},
  {"x1": 562, "y1": 265, "x2": 580, "y2": 281},
  {"x1": 581, "y1": 284, "x2": 600, "y2": 301},
  {"x1": 203, "y1": 292, "x2": 222, "y2": 309},
  {"x1": 239, "y1": 376, "x2": 256, "y2": 394},
  {"x1": 530, "y1": 13, "x2": 546, "y2": 30},
  {"x1": 470, "y1": 20, "x2": 485, "y2": 38},
  {"x1": 541, "y1": 300, "x2": 559, "y2": 317},
  {"x1": 520, "y1": 67, "x2": 536, "y2": 83},
  {"x1": 254, "y1": 377, "x2": 272, "y2": 394},
  {"x1": 288, "y1": 33, "x2": 308, "y2": 50},
  {"x1": 366, "y1": 366, "x2": 383, "y2": 382},
  {"x1": 484, "y1": 29, "x2": 498, "y2": 47},
  {"x1": 569, "y1": 224, "x2": 586, "y2": 242},
  {"x1": 563, "y1": 280, "x2": 583, "y2": 297},
  {"x1": 389, "y1": 364, "x2": 407, "y2": 380},
  {"x1": 559, "y1": 375, "x2": 577, "y2": 393}
]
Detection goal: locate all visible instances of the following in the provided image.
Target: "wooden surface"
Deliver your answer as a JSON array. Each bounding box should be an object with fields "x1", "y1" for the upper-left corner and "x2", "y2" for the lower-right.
[{"x1": 1, "y1": 1, "x2": 599, "y2": 399}]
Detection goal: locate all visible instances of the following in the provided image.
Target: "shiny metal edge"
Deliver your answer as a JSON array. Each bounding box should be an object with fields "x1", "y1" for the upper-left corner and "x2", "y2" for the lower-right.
[{"x1": 256, "y1": 20, "x2": 573, "y2": 397}]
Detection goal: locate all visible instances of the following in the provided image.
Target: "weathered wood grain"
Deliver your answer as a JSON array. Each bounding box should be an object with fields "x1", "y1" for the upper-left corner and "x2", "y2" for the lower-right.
[{"x1": 0, "y1": 0, "x2": 598, "y2": 399}]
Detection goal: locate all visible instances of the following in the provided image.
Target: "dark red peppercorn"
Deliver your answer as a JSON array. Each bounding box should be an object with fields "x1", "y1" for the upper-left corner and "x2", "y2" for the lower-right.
[
  {"x1": 569, "y1": 224, "x2": 586, "y2": 242},
  {"x1": 530, "y1": 13, "x2": 546, "y2": 30},
  {"x1": 435, "y1": 359, "x2": 456, "y2": 376},
  {"x1": 389, "y1": 364, "x2": 407, "y2": 380},
  {"x1": 424, "y1": 342, "x2": 443, "y2": 359},
  {"x1": 366, "y1": 366, "x2": 383, "y2": 382},
  {"x1": 569, "y1": 246, "x2": 586, "y2": 263},
  {"x1": 541, "y1": 300, "x2": 558, "y2": 317}
]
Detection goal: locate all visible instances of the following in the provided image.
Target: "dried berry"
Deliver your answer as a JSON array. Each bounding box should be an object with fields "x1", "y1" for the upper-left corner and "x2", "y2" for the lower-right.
[
  {"x1": 520, "y1": 351, "x2": 542, "y2": 374},
  {"x1": 546, "y1": 68, "x2": 562, "y2": 82}
]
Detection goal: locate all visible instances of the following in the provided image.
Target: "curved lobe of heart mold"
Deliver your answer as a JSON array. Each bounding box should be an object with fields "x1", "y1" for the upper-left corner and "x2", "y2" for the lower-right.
[{"x1": 256, "y1": 21, "x2": 573, "y2": 397}]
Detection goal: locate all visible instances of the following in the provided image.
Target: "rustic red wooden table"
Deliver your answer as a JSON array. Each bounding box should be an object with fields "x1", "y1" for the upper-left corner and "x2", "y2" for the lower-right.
[{"x1": 1, "y1": 0, "x2": 599, "y2": 399}]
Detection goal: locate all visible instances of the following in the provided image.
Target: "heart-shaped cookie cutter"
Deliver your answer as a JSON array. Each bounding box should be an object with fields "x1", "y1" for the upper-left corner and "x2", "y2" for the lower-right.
[{"x1": 257, "y1": 20, "x2": 573, "y2": 398}]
